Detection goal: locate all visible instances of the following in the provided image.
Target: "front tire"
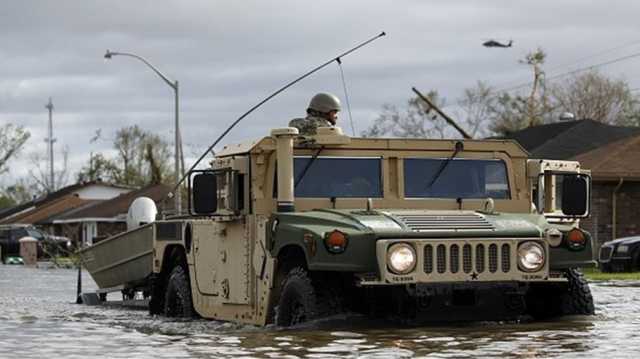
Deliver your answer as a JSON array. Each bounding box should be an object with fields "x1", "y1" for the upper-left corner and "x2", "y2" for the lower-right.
[
  {"x1": 276, "y1": 267, "x2": 319, "y2": 326},
  {"x1": 163, "y1": 266, "x2": 195, "y2": 318},
  {"x1": 526, "y1": 268, "x2": 595, "y2": 319},
  {"x1": 561, "y1": 268, "x2": 595, "y2": 315}
]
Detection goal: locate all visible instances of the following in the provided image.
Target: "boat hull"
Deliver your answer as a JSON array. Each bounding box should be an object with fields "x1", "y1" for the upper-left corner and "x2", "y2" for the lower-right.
[{"x1": 79, "y1": 224, "x2": 154, "y2": 290}]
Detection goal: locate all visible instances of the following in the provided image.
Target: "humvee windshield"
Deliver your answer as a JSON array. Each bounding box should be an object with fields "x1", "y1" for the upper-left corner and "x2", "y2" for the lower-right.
[
  {"x1": 294, "y1": 157, "x2": 382, "y2": 198},
  {"x1": 404, "y1": 158, "x2": 510, "y2": 199}
]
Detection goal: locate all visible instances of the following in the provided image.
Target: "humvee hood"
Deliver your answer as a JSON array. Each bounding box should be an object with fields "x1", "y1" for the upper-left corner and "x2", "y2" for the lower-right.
[{"x1": 279, "y1": 209, "x2": 545, "y2": 238}]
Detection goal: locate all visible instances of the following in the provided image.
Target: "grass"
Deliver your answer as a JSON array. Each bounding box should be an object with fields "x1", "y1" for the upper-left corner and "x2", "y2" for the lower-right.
[{"x1": 581, "y1": 267, "x2": 640, "y2": 281}]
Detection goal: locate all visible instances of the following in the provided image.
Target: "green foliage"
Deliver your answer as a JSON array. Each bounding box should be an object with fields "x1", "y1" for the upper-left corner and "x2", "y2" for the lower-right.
[
  {"x1": 76, "y1": 125, "x2": 171, "y2": 186},
  {"x1": 582, "y1": 267, "x2": 640, "y2": 281},
  {"x1": 0, "y1": 195, "x2": 15, "y2": 209},
  {"x1": 0, "y1": 124, "x2": 31, "y2": 174},
  {"x1": 0, "y1": 178, "x2": 38, "y2": 206}
]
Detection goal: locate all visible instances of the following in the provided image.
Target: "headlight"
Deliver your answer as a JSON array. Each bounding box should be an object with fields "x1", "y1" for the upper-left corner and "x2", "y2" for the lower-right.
[
  {"x1": 387, "y1": 243, "x2": 416, "y2": 274},
  {"x1": 617, "y1": 245, "x2": 629, "y2": 253},
  {"x1": 518, "y1": 241, "x2": 545, "y2": 272}
]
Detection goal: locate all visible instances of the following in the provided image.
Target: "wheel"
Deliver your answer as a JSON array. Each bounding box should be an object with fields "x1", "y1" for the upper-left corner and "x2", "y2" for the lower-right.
[
  {"x1": 526, "y1": 268, "x2": 594, "y2": 319},
  {"x1": 275, "y1": 267, "x2": 319, "y2": 326},
  {"x1": 163, "y1": 266, "x2": 195, "y2": 318},
  {"x1": 560, "y1": 268, "x2": 595, "y2": 315}
]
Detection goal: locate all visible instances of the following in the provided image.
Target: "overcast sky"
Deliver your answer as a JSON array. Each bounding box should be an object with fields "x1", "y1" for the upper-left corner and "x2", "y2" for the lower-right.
[{"x1": 3, "y1": 0, "x2": 640, "y2": 189}]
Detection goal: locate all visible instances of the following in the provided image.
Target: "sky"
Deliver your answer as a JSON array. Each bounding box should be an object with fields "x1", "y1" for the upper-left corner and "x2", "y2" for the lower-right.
[{"x1": 3, "y1": 0, "x2": 640, "y2": 189}]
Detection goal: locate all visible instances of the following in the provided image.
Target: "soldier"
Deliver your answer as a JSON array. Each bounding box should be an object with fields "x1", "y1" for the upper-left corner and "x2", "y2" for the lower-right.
[{"x1": 289, "y1": 93, "x2": 341, "y2": 136}]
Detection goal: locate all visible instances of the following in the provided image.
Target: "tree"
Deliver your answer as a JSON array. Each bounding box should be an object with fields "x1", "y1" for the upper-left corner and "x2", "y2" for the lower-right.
[
  {"x1": 488, "y1": 49, "x2": 555, "y2": 135},
  {"x1": 27, "y1": 146, "x2": 70, "y2": 193},
  {"x1": 550, "y1": 70, "x2": 640, "y2": 126},
  {"x1": 77, "y1": 125, "x2": 172, "y2": 187},
  {"x1": 362, "y1": 90, "x2": 450, "y2": 138},
  {"x1": 455, "y1": 81, "x2": 495, "y2": 138},
  {"x1": 0, "y1": 124, "x2": 30, "y2": 174},
  {"x1": 76, "y1": 153, "x2": 120, "y2": 183},
  {"x1": 0, "y1": 178, "x2": 39, "y2": 208}
]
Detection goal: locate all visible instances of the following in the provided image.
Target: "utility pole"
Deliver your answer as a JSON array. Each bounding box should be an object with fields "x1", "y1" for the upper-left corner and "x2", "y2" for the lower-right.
[{"x1": 44, "y1": 97, "x2": 56, "y2": 192}]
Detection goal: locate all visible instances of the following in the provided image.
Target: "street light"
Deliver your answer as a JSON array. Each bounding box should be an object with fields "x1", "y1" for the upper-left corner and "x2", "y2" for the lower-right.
[{"x1": 104, "y1": 49, "x2": 182, "y2": 214}]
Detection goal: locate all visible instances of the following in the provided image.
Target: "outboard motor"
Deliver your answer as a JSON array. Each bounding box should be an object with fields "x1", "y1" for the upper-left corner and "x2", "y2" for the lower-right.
[{"x1": 126, "y1": 197, "x2": 157, "y2": 231}]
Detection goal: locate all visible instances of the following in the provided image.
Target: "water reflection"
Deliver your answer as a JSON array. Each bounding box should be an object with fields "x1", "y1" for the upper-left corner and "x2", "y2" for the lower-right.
[{"x1": 1, "y1": 266, "x2": 640, "y2": 358}]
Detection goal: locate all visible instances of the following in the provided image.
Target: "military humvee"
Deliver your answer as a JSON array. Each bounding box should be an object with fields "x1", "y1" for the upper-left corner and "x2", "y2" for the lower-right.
[{"x1": 81, "y1": 126, "x2": 595, "y2": 326}]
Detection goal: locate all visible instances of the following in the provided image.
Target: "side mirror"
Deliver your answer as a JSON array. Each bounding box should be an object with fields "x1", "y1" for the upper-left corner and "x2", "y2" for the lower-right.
[
  {"x1": 192, "y1": 173, "x2": 217, "y2": 214},
  {"x1": 561, "y1": 174, "x2": 590, "y2": 216}
]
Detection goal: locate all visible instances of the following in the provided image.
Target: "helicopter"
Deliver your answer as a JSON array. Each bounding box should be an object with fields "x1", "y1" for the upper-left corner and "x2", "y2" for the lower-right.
[{"x1": 482, "y1": 39, "x2": 513, "y2": 48}]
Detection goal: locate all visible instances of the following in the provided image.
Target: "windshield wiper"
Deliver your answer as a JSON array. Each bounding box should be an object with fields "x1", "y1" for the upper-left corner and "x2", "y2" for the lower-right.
[
  {"x1": 294, "y1": 146, "x2": 324, "y2": 188},
  {"x1": 426, "y1": 141, "x2": 464, "y2": 189}
]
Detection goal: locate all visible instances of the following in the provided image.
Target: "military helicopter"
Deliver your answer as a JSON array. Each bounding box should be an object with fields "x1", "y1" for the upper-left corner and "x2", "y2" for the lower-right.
[{"x1": 482, "y1": 39, "x2": 513, "y2": 48}]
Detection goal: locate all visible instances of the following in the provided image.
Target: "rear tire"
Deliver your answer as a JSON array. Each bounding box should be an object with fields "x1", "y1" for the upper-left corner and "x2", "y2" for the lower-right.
[{"x1": 163, "y1": 266, "x2": 195, "y2": 318}]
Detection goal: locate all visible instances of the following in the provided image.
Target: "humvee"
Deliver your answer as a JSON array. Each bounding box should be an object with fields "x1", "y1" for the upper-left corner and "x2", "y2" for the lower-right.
[{"x1": 80, "y1": 126, "x2": 595, "y2": 326}]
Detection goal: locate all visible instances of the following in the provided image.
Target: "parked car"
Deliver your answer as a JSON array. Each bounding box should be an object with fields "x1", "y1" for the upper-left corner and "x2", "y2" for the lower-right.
[
  {"x1": 599, "y1": 236, "x2": 640, "y2": 272},
  {"x1": 0, "y1": 224, "x2": 72, "y2": 263}
]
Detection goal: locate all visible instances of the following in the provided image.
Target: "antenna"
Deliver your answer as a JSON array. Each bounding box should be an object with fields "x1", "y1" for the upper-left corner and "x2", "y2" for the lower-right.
[{"x1": 44, "y1": 97, "x2": 56, "y2": 192}]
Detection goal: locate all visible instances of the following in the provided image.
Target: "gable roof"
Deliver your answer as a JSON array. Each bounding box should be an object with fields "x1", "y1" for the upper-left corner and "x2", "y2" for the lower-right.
[
  {"x1": 0, "y1": 194, "x2": 96, "y2": 225},
  {"x1": 0, "y1": 180, "x2": 131, "y2": 221},
  {"x1": 51, "y1": 183, "x2": 172, "y2": 223},
  {"x1": 573, "y1": 134, "x2": 640, "y2": 181},
  {"x1": 504, "y1": 119, "x2": 640, "y2": 160}
]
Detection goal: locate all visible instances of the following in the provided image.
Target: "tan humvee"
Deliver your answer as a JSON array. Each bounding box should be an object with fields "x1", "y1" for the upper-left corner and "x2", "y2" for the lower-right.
[{"x1": 81, "y1": 126, "x2": 594, "y2": 325}]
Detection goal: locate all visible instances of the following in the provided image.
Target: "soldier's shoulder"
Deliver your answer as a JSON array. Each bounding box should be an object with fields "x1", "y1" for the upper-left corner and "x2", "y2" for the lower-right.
[{"x1": 288, "y1": 117, "x2": 306, "y2": 127}]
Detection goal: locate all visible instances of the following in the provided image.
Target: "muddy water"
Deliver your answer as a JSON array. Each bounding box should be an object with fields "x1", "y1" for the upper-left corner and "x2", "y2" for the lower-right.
[{"x1": 1, "y1": 266, "x2": 639, "y2": 358}]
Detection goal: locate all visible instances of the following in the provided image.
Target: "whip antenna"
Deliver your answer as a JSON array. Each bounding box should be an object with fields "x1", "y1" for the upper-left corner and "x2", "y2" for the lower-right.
[
  {"x1": 164, "y1": 31, "x2": 386, "y2": 208},
  {"x1": 336, "y1": 57, "x2": 356, "y2": 136}
]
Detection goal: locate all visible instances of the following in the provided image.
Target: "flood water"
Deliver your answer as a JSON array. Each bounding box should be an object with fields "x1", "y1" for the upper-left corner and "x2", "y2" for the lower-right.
[{"x1": 1, "y1": 265, "x2": 639, "y2": 358}]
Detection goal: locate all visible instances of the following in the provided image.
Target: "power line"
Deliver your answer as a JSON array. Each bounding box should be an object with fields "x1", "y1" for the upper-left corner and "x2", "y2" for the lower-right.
[
  {"x1": 546, "y1": 38, "x2": 640, "y2": 74},
  {"x1": 497, "y1": 50, "x2": 640, "y2": 93}
]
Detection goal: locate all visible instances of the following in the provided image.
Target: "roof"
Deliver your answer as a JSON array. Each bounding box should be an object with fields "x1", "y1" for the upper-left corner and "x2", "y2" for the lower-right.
[
  {"x1": 218, "y1": 135, "x2": 530, "y2": 159},
  {"x1": 0, "y1": 180, "x2": 132, "y2": 221},
  {"x1": 504, "y1": 119, "x2": 640, "y2": 160},
  {"x1": 0, "y1": 194, "x2": 95, "y2": 225},
  {"x1": 51, "y1": 183, "x2": 172, "y2": 223},
  {"x1": 573, "y1": 135, "x2": 640, "y2": 181}
]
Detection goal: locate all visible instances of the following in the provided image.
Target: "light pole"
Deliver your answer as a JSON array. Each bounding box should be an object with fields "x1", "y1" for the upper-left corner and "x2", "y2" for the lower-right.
[{"x1": 104, "y1": 50, "x2": 182, "y2": 214}]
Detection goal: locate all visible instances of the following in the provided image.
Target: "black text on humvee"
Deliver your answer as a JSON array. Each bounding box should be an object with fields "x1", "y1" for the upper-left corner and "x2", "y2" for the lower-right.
[{"x1": 80, "y1": 126, "x2": 595, "y2": 326}]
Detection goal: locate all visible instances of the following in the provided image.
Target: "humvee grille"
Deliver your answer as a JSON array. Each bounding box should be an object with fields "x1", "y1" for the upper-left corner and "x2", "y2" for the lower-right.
[
  {"x1": 450, "y1": 244, "x2": 460, "y2": 273},
  {"x1": 376, "y1": 238, "x2": 550, "y2": 285},
  {"x1": 501, "y1": 244, "x2": 511, "y2": 272},
  {"x1": 394, "y1": 212, "x2": 494, "y2": 232},
  {"x1": 476, "y1": 244, "x2": 485, "y2": 272},
  {"x1": 437, "y1": 244, "x2": 446, "y2": 273},
  {"x1": 422, "y1": 242, "x2": 514, "y2": 276},
  {"x1": 489, "y1": 244, "x2": 498, "y2": 273},
  {"x1": 424, "y1": 245, "x2": 433, "y2": 273},
  {"x1": 463, "y1": 244, "x2": 472, "y2": 273}
]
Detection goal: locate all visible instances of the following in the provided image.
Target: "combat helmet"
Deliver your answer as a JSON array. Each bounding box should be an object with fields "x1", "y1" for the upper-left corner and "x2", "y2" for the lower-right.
[{"x1": 308, "y1": 93, "x2": 341, "y2": 114}]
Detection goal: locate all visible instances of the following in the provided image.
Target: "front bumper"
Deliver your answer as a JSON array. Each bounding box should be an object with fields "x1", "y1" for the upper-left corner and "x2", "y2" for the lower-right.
[{"x1": 359, "y1": 238, "x2": 563, "y2": 286}]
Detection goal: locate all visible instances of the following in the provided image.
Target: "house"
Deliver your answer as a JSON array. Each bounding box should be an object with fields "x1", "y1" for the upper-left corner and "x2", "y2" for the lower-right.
[
  {"x1": 504, "y1": 119, "x2": 640, "y2": 250},
  {"x1": 0, "y1": 181, "x2": 132, "y2": 234},
  {"x1": 50, "y1": 183, "x2": 171, "y2": 245}
]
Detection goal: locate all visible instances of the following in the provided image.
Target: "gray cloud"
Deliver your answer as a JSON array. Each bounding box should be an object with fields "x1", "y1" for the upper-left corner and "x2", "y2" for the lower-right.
[{"x1": 3, "y1": 0, "x2": 640, "y2": 187}]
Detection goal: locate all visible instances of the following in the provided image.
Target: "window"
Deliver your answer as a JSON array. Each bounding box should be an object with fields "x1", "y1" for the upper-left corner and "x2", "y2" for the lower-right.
[
  {"x1": 404, "y1": 158, "x2": 510, "y2": 199},
  {"x1": 293, "y1": 157, "x2": 383, "y2": 198}
]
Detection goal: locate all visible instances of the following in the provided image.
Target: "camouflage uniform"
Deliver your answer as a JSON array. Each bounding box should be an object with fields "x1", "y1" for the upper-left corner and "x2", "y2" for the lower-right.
[{"x1": 288, "y1": 115, "x2": 333, "y2": 136}]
